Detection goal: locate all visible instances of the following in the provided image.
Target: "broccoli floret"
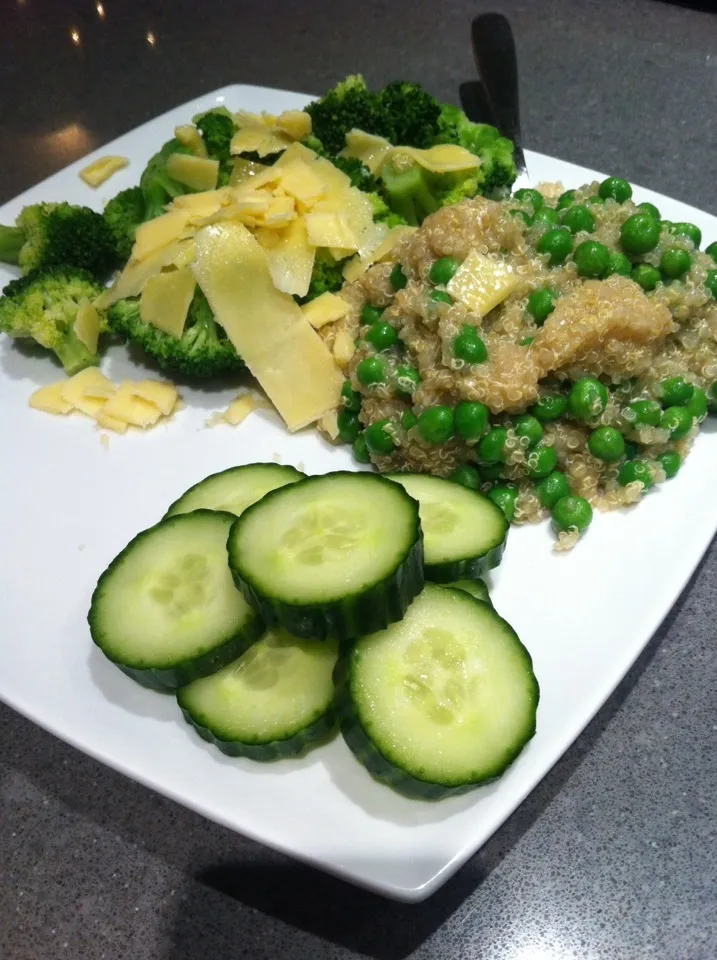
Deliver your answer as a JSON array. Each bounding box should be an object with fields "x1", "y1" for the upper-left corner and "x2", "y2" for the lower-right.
[
  {"x1": 298, "y1": 251, "x2": 347, "y2": 304},
  {"x1": 0, "y1": 266, "x2": 104, "y2": 375},
  {"x1": 305, "y1": 75, "x2": 391, "y2": 155},
  {"x1": 0, "y1": 203, "x2": 117, "y2": 280},
  {"x1": 332, "y1": 156, "x2": 377, "y2": 192},
  {"x1": 379, "y1": 81, "x2": 441, "y2": 148},
  {"x1": 103, "y1": 187, "x2": 145, "y2": 264},
  {"x1": 194, "y1": 108, "x2": 238, "y2": 186},
  {"x1": 369, "y1": 192, "x2": 409, "y2": 228},
  {"x1": 107, "y1": 287, "x2": 243, "y2": 379},
  {"x1": 477, "y1": 137, "x2": 518, "y2": 197},
  {"x1": 434, "y1": 105, "x2": 516, "y2": 196},
  {"x1": 139, "y1": 139, "x2": 194, "y2": 221},
  {"x1": 378, "y1": 156, "x2": 482, "y2": 226}
]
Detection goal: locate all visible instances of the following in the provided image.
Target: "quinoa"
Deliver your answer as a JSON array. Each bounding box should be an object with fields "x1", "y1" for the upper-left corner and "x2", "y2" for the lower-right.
[{"x1": 320, "y1": 188, "x2": 717, "y2": 544}]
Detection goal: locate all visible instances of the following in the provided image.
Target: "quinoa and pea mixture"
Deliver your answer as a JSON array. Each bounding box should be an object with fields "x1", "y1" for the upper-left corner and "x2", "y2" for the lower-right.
[{"x1": 321, "y1": 178, "x2": 717, "y2": 549}]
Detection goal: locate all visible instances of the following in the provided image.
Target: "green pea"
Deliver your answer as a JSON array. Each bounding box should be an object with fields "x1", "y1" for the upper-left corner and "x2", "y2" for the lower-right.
[
  {"x1": 586, "y1": 195, "x2": 604, "y2": 206},
  {"x1": 428, "y1": 289, "x2": 453, "y2": 305},
  {"x1": 620, "y1": 213, "x2": 661, "y2": 255},
  {"x1": 659, "y1": 377, "x2": 694, "y2": 406},
  {"x1": 454, "y1": 401, "x2": 489, "y2": 442},
  {"x1": 514, "y1": 414, "x2": 543, "y2": 448},
  {"x1": 428, "y1": 256, "x2": 459, "y2": 286},
  {"x1": 657, "y1": 451, "x2": 681, "y2": 479},
  {"x1": 552, "y1": 495, "x2": 593, "y2": 533},
  {"x1": 637, "y1": 201, "x2": 660, "y2": 220},
  {"x1": 536, "y1": 228, "x2": 573, "y2": 266},
  {"x1": 352, "y1": 434, "x2": 371, "y2": 464},
  {"x1": 606, "y1": 251, "x2": 632, "y2": 277},
  {"x1": 628, "y1": 399, "x2": 662, "y2": 427},
  {"x1": 453, "y1": 326, "x2": 488, "y2": 364},
  {"x1": 668, "y1": 222, "x2": 702, "y2": 248},
  {"x1": 390, "y1": 263, "x2": 407, "y2": 291},
  {"x1": 341, "y1": 380, "x2": 361, "y2": 413},
  {"x1": 364, "y1": 419, "x2": 396, "y2": 455},
  {"x1": 686, "y1": 387, "x2": 708, "y2": 423},
  {"x1": 510, "y1": 209, "x2": 532, "y2": 225},
  {"x1": 618, "y1": 459, "x2": 654, "y2": 490},
  {"x1": 356, "y1": 356, "x2": 385, "y2": 386},
  {"x1": 360, "y1": 303, "x2": 384, "y2": 325},
  {"x1": 526, "y1": 443, "x2": 558, "y2": 479},
  {"x1": 706, "y1": 241, "x2": 717, "y2": 263},
  {"x1": 705, "y1": 270, "x2": 717, "y2": 298},
  {"x1": 417, "y1": 405, "x2": 454, "y2": 445},
  {"x1": 632, "y1": 263, "x2": 661, "y2": 292},
  {"x1": 660, "y1": 406, "x2": 693, "y2": 439},
  {"x1": 531, "y1": 394, "x2": 568, "y2": 421},
  {"x1": 520, "y1": 336, "x2": 534, "y2": 346},
  {"x1": 401, "y1": 409, "x2": 418, "y2": 431},
  {"x1": 531, "y1": 208, "x2": 560, "y2": 230},
  {"x1": 567, "y1": 377, "x2": 608, "y2": 420},
  {"x1": 561, "y1": 204, "x2": 595, "y2": 235},
  {"x1": 488, "y1": 485, "x2": 518, "y2": 522},
  {"x1": 526, "y1": 288, "x2": 555, "y2": 325},
  {"x1": 535, "y1": 470, "x2": 571, "y2": 509},
  {"x1": 556, "y1": 190, "x2": 576, "y2": 211},
  {"x1": 598, "y1": 177, "x2": 632, "y2": 203},
  {"x1": 450, "y1": 464, "x2": 481, "y2": 490},
  {"x1": 478, "y1": 426, "x2": 508, "y2": 463},
  {"x1": 395, "y1": 364, "x2": 421, "y2": 396},
  {"x1": 337, "y1": 410, "x2": 360, "y2": 444},
  {"x1": 660, "y1": 248, "x2": 692, "y2": 280},
  {"x1": 574, "y1": 239, "x2": 611, "y2": 278},
  {"x1": 513, "y1": 188, "x2": 544, "y2": 213},
  {"x1": 365, "y1": 321, "x2": 397, "y2": 351},
  {"x1": 478, "y1": 461, "x2": 504, "y2": 482},
  {"x1": 588, "y1": 426, "x2": 625, "y2": 462}
]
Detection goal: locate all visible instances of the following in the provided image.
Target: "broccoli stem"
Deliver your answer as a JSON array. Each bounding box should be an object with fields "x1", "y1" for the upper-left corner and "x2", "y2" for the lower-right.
[
  {"x1": 0, "y1": 224, "x2": 25, "y2": 265},
  {"x1": 379, "y1": 163, "x2": 439, "y2": 226},
  {"x1": 54, "y1": 330, "x2": 99, "y2": 376}
]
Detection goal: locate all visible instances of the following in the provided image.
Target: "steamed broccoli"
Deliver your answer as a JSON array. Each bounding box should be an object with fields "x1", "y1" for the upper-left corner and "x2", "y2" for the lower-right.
[
  {"x1": 369, "y1": 192, "x2": 409, "y2": 229},
  {"x1": 377, "y1": 156, "x2": 480, "y2": 226},
  {"x1": 299, "y1": 251, "x2": 347, "y2": 303},
  {"x1": 194, "y1": 108, "x2": 238, "y2": 186},
  {"x1": 0, "y1": 203, "x2": 117, "y2": 279},
  {"x1": 103, "y1": 187, "x2": 145, "y2": 263},
  {"x1": 434, "y1": 104, "x2": 516, "y2": 196},
  {"x1": 0, "y1": 266, "x2": 105, "y2": 375},
  {"x1": 379, "y1": 81, "x2": 441, "y2": 148},
  {"x1": 107, "y1": 287, "x2": 243, "y2": 379},
  {"x1": 140, "y1": 139, "x2": 194, "y2": 221},
  {"x1": 305, "y1": 75, "x2": 391, "y2": 155}
]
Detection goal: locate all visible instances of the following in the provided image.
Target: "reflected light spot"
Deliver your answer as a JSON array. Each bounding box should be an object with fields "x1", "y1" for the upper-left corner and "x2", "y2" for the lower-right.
[
  {"x1": 145, "y1": 30, "x2": 156, "y2": 46},
  {"x1": 70, "y1": 27, "x2": 81, "y2": 45},
  {"x1": 96, "y1": 2, "x2": 105, "y2": 17},
  {"x1": 41, "y1": 123, "x2": 93, "y2": 162}
]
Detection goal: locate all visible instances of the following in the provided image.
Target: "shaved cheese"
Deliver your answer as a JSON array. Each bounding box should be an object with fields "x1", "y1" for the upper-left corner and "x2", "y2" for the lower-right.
[
  {"x1": 98, "y1": 239, "x2": 195, "y2": 307},
  {"x1": 60, "y1": 368, "x2": 114, "y2": 418},
  {"x1": 170, "y1": 240, "x2": 196, "y2": 269},
  {"x1": 224, "y1": 394, "x2": 256, "y2": 426},
  {"x1": 229, "y1": 158, "x2": 269, "y2": 186},
  {"x1": 342, "y1": 256, "x2": 368, "y2": 282},
  {"x1": 275, "y1": 110, "x2": 312, "y2": 140},
  {"x1": 332, "y1": 331, "x2": 356, "y2": 368},
  {"x1": 133, "y1": 210, "x2": 192, "y2": 261},
  {"x1": 263, "y1": 194, "x2": 296, "y2": 226},
  {"x1": 394, "y1": 144, "x2": 480, "y2": 173},
  {"x1": 130, "y1": 380, "x2": 179, "y2": 417},
  {"x1": 192, "y1": 222, "x2": 343, "y2": 431},
  {"x1": 276, "y1": 160, "x2": 325, "y2": 208},
  {"x1": 342, "y1": 130, "x2": 393, "y2": 174},
  {"x1": 102, "y1": 383, "x2": 162, "y2": 428},
  {"x1": 140, "y1": 267, "x2": 196, "y2": 338},
  {"x1": 357, "y1": 221, "x2": 390, "y2": 262},
  {"x1": 171, "y1": 188, "x2": 232, "y2": 212},
  {"x1": 304, "y1": 212, "x2": 359, "y2": 251},
  {"x1": 266, "y1": 218, "x2": 315, "y2": 297},
  {"x1": 174, "y1": 124, "x2": 208, "y2": 157},
  {"x1": 318, "y1": 410, "x2": 340, "y2": 440},
  {"x1": 275, "y1": 141, "x2": 323, "y2": 168},
  {"x1": 73, "y1": 299, "x2": 101, "y2": 354},
  {"x1": 29, "y1": 381, "x2": 73, "y2": 415},
  {"x1": 301, "y1": 293, "x2": 349, "y2": 329},
  {"x1": 447, "y1": 249, "x2": 518, "y2": 316},
  {"x1": 342, "y1": 225, "x2": 417, "y2": 282},
  {"x1": 166, "y1": 153, "x2": 219, "y2": 192},
  {"x1": 230, "y1": 127, "x2": 292, "y2": 158},
  {"x1": 95, "y1": 411, "x2": 129, "y2": 434},
  {"x1": 79, "y1": 155, "x2": 129, "y2": 187}
]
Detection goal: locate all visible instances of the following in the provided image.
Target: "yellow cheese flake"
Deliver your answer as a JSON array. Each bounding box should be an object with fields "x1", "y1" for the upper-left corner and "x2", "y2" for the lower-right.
[
  {"x1": 73, "y1": 299, "x2": 101, "y2": 354},
  {"x1": 342, "y1": 132, "x2": 479, "y2": 176},
  {"x1": 266, "y1": 218, "x2": 315, "y2": 298},
  {"x1": 102, "y1": 383, "x2": 163, "y2": 428},
  {"x1": 318, "y1": 410, "x2": 340, "y2": 440},
  {"x1": 79, "y1": 155, "x2": 129, "y2": 187},
  {"x1": 263, "y1": 194, "x2": 296, "y2": 227},
  {"x1": 60, "y1": 367, "x2": 115, "y2": 418},
  {"x1": 128, "y1": 380, "x2": 178, "y2": 417},
  {"x1": 171, "y1": 188, "x2": 232, "y2": 213},
  {"x1": 95, "y1": 411, "x2": 129, "y2": 434},
  {"x1": 275, "y1": 160, "x2": 325, "y2": 209},
  {"x1": 224, "y1": 394, "x2": 256, "y2": 426},
  {"x1": 133, "y1": 210, "x2": 193, "y2": 261},
  {"x1": 342, "y1": 256, "x2": 367, "y2": 282},
  {"x1": 174, "y1": 124, "x2": 208, "y2": 157},
  {"x1": 98, "y1": 239, "x2": 195, "y2": 307},
  {"x1": 229, "y1": 158, "x2": 268, "y2": 186},
  {"x1": 139, "y1": 267, "x2": 196, "y2": 338},
  {"x1": 304, "y1": 212, "x2": 359, "y2": 251},
  {"x1": 342, "y1": 130, "x2": 393, "y2": 174},
  {"x1": 332, "y1": 331, "x2": 355, "y2": 368},
  {"x1": 275, "y1": 110, "x2": 312, "y2": 140},
  {"x1": 29, "y1": 381, "x2": 73, "y2": 415},
  {"x1": 230, "y1": 127, "x2": 292, "y2": 158},
  {"x1": 192, "y1": 221, "x2": 343, "y2": 431},
  {"x1": 446, "y1": 249, "x2": 518, "y2": 316},
  {"x1": 301, "y1": 292, "x2": 349, "y2": 329},
  {"x1": 166, "y1": 153, "x2": 219, "y2": 192}
]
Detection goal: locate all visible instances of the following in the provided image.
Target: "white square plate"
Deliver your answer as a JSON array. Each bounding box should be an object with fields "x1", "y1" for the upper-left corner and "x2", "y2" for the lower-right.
[{"x1": 1, "y1": 85, "x2": 716, "y2": 903}]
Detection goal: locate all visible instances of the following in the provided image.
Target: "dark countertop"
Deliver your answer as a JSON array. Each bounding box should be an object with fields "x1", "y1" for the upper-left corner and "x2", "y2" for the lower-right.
[{"x1": 1, "y1": 1, "x2": 716, "y2": 957}]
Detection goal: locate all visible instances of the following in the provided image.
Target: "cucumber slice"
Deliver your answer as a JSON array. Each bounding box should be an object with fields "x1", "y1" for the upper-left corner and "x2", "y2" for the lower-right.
[
  {"x1": 447, "y1": 578, "x2": 492, "y2": 605},
  {"x1": 337, "y1": 584, "x2": 538, "y2": 799},
  {"x1": 89, "y1": 510, "x2": 263, "y2": 691},
  {"x1": 165, "y1": 463, "x2": 304, "y2": 518},
  {"x1": 228, "y1": 472, "x2": 424, "y2": 641},
  {"x1": 178, "y1": 628, "x2": 338, "y2": 760},
  {"x1": 386, "y1": 474, "x2": 508, "y2": 581}
]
